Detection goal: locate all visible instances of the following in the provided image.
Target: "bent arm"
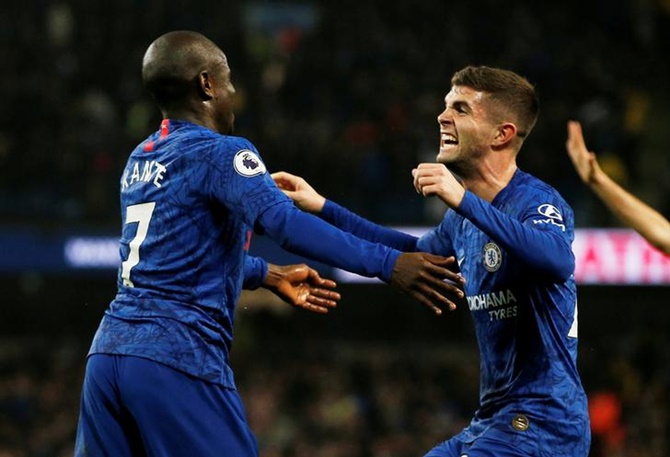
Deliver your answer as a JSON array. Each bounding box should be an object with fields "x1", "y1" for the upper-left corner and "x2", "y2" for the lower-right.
[{"x1": 457, "y1": 191, "x2": 574, "y2": 281}]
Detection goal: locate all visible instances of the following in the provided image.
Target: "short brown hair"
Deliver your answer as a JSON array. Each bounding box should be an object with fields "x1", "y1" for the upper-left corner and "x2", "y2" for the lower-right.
[{"x1": 451, "y1": 66, "x2": 539, "y2": 138}]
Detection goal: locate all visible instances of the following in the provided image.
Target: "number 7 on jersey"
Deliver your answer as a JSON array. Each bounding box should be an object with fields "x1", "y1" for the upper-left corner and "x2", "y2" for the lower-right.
[{"x1": 121, "y1": 202, "x2": 156, "y2": 287}]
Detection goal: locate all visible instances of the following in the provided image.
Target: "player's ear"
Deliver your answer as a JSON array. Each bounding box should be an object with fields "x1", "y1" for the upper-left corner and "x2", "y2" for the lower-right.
[
  {"x1": 492, "y1": 122, "x2": 517, "y2": 147},
  {"x1": 197, "y1": 71, "x2": 214, "y2": 101}
]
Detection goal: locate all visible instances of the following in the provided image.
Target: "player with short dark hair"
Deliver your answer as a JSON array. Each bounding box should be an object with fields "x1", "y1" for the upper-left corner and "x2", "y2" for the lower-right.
[
  {"x1": 74, "y1": 31, "x2": 464, "y2": 457},
  {"x1": 274, "y1": 66, "x2": 590, "y2": 457}
]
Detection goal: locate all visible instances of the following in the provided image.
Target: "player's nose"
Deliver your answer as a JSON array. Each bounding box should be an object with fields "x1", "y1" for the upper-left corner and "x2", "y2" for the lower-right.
[{"x1": 437, "y1": 108, "x2": 452, "y2": 125}]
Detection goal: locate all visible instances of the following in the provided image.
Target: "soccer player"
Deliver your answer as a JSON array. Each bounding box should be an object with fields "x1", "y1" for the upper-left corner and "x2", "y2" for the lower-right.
[
  {"x1": 566, "y1": 120, "x2": 670, "y2": 255},
  {"x1": 74, "y1": 31, "x2": 465, "y2": 457},
  {"x1": 273, "y1": 66, "x2": 590, "y2": 456}
]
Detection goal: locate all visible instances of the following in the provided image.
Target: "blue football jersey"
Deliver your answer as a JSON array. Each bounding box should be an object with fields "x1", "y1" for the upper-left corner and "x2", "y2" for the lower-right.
[
  {"x1": 89, "y1": 119, "x2": 403, "y2": 388},
  {"x1": 89, "y1": 119, "x2": 290, "y2": 387},
  {"x1": 417, "y1": 170, "x2": 590, "y2": 455},
  {"x1": 317, "y1": 169, "x2": 589, "y2": 455}
]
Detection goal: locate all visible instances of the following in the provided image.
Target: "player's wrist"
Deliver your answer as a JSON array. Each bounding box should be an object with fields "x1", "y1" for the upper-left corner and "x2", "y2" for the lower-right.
[
  {"x1": 261, "y1": 264, "x2": 285, "y2": 290},
  {"x1": 311, "y1": 195, "x2": 326, "y2": 213}
]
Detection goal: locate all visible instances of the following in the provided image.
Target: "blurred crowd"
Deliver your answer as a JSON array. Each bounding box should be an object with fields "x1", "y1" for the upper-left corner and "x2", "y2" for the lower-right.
[
  {"x1": 1, "y1": 0, "x2": 669, "y2": 228},
  {"x1": 0, "y1": 314, "x2": 668, "y2": 457}
]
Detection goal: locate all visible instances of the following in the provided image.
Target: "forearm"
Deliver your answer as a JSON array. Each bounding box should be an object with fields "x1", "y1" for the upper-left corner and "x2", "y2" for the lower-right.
[
  {"x1": 319, "y1": 200, "x2": 419, "y2": 251},
  {"x1": 259, "y1": 203, "x2": 401, "y2": 282},
  {"x1": 591, "y1": 174, "x2": 670, "y2": 255},
  {"x1": 243, "y1": 255, "x2": 269, "y2": 290},
  {"x1": 457, "y1": 192, "x2": 574, "y2": 280}
]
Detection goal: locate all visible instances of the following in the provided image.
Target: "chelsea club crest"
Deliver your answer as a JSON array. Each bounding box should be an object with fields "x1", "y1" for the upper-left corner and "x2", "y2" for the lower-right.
[{"x1": 483, "y1": 242, "x2": 502, "y2": 272}]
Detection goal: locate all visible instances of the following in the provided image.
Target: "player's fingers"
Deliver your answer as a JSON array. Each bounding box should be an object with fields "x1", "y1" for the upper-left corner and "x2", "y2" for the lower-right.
[
  {"x1": 412, "y1": 167, "x2": 440, "y2": 180},
  {"x1": 423, "y1": 255, "x2": 465, "y2": 280},
  {"x1": 408, "y1": 290, "x2": 444, "y2": 315},
  {"x1": 299, "y1": 302, "x2": 330, "y2": 314},
  {"x1": 306, "y1": 270, "x2": 339, "y2": 291},
  {"x1": 416, "y1": 162, "x2": 443, "y2": 171},
  {"x1": 271, "y1": 173, "x2": 288, "y2": 185},
  {"x1": 271, "y1": 171, "x2": 294, "y2": 181},
  {"x1": 308, "y1": 287, "x2": 340, "y2": 301},
  {"x1": 416, "y1": 282, "x2": 458, "y2": 312},
  {"x1": 271, "y1": 172, "x2": 299, "y2": 190},
  {"x1": 414, "y1": 176, "x2": 439, "y2": 196},
  {"x1": 421, "y1": 272, "x2": 464, "y2": 300},
  {"x1": 411, "y1": 168, "x2": 422, "y2": 193},
  {"x1": 420, "y1": 183, "x2": 442, "y2": 197},
  {"x1": 411, "y1": 284, "x2": 458, "y2": 314},
  {"x1": 415, "y1": 262, "x2": 465, "y2": 299},
  {"x1": 307, "y1": 294, "x2": 338, "y2": 308},
  {"x1": 310, "y1": 288, "x2": 341, "y2": 302},
  {"x1": 317, "y1": 278, "x2": 337, "y2": 289},
  {"x1": 423, "y1": 253, "x2": 454, "y2": 265}
]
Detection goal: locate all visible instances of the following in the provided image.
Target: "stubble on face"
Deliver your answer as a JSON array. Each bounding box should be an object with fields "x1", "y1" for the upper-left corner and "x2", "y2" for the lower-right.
[{"x1": 436, "y1": 86, "x2": 490, "y2": 175}]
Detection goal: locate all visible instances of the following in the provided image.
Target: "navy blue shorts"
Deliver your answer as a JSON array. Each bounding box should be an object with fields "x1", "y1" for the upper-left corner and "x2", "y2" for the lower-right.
[{"x1": 75, "y1": 354, "x2": 258, "y2": 457}]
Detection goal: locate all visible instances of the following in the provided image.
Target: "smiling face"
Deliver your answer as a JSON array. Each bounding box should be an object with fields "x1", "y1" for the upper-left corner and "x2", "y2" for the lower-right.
[{"x1": 436, "y1": 85, "x2": 499, "y2": 172}]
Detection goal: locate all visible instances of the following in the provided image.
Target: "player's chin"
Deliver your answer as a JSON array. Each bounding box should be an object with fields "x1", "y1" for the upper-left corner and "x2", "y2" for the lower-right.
[
  {"x1": 436, "y1": 148, "x2": 454, "y2": 164},
  {"x1": 438, "y1": 144, "x2": 466, "y2": 165}
]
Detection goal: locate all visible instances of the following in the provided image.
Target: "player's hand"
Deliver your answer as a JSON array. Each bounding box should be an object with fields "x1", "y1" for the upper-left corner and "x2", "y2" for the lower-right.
[
  {"x1": 566, "y1": 121, "x2": 603, "y2": 185},
  {"x1": 263, "y1": 263, "x2": 340, "y2": 314},
  {"x1": 390, "y1": 252, "x2": 465, "y2": 315},
  {"x1": 412, "y1": 163, "x2": 466, "y2": 208},
  {"x1": 272, "y1": 171, "x2": 326, "y2": 213}
]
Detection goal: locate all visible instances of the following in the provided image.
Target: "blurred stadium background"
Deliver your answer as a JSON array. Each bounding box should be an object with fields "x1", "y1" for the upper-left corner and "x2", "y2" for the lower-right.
[{"x1": 1, "y1": 1, "x2": 669, "y2": 456}]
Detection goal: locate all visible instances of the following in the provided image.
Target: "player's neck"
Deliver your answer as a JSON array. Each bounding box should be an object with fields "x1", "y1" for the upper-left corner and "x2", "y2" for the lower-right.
[
  {"x1": 462, "y1": 160, "x2": 517, "y2": 202},
  {"x1": 161, "y1": 108, "x2": 218, "y2": 132}
]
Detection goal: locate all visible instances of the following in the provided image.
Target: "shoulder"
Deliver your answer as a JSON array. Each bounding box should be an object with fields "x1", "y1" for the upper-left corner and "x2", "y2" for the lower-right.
[
  {"x1": 509, "y1": 170, "x2": 571, "y2": 211},
  {"x1": 206, "y1": 134, "x2": 258, "y2": 156},
  {"x1": 507, "y1": 171, "x2": 574, "y2": 233},
  {"x1": 189, "y1": 133, "x2": 261, "y2": 166}
]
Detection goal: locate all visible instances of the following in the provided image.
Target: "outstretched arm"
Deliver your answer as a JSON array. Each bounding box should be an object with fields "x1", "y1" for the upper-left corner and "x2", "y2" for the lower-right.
[
  {"x1": 272, "y1": 171, "x2": 420, "y2": 251},
  {"x1": 567, "y1": 120, "x2": 670, "y2": 255},
  {"x1": 258, "y1": 203, "x2": 465, "y2": 315},
  {"x1": 413, "y1": 163, "x2": 574, "y2": 281}
]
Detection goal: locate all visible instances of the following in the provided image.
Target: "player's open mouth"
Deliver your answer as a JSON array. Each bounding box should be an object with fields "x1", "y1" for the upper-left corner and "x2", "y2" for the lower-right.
[{"x1": 441, "y1": 133, "x2": 458, "y2": 146}]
